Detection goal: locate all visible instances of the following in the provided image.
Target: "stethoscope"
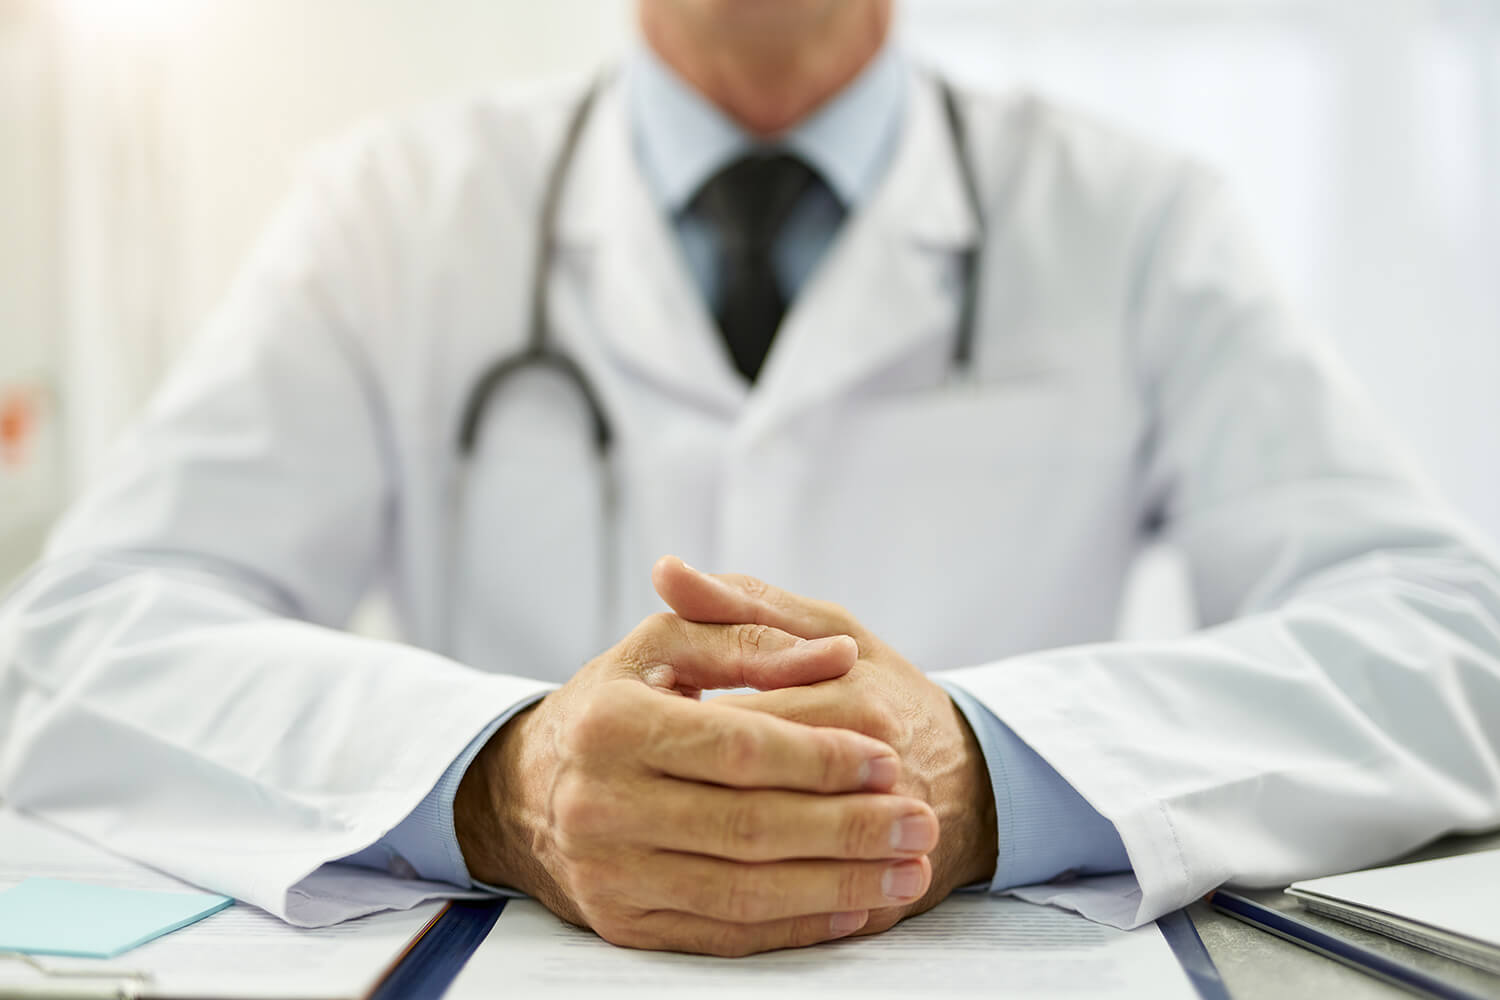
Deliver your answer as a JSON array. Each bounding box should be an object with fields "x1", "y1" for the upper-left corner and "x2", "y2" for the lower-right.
[{"x1": 445, "y1": 72, "x2": 987, "y2": 656}]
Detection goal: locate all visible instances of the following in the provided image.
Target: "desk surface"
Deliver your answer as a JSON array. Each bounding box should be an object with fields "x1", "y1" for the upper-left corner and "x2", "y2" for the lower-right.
[{"x1": 1188, "y1": 831, "x2": 1500, "y2": 1000}]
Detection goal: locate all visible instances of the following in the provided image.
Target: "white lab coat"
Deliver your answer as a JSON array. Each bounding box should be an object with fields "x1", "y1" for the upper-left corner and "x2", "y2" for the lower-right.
[{"x1": 2, "y1": 73, "x2": 1497, "y2": 930}]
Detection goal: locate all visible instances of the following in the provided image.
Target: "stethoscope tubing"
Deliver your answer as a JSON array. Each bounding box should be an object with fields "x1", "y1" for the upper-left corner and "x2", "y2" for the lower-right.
[{"x1": 445, "y1": 70, "x2": 986, "y2": 656}]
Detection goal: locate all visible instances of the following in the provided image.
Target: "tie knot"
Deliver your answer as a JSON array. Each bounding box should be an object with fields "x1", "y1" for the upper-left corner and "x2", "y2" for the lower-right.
[{"x1": 690, "y1": 152, "x2": 823, "y2": 253}]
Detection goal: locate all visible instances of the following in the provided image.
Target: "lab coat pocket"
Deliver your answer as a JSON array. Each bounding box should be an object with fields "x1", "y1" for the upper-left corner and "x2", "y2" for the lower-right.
[
  {"x1": 830, "y1": 376, "x2": 1131, "y2": 554},
  {"x1": 783, "y1": 375, "x2": 1139, "y2": 663},
  {"x1": 841, "y1": 372, "x2": 1122, "y2": 471}
]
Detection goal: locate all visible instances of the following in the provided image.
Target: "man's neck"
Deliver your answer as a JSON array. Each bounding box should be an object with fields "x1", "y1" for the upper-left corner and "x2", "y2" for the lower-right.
[{"x1": 638, "y1": 1, "x2": 892, "y2": 137}]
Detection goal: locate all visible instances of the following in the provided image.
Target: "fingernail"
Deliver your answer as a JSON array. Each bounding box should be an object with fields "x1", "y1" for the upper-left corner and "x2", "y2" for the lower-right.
[
  {"x1": 892, "y1": 814, "x2": 935, "y2": 853},
  {"x1": 829, "y1": 911, "x2": 867, "y2": 936},
  {"x1": 863, "y1": 755, "x2": 900, "y2": 790},
  {"x1": 882, "y1": 862, "x2": 925, "y2": 901}
]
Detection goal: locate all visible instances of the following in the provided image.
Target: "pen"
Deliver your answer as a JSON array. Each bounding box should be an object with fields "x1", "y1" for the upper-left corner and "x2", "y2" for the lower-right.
[{"x1": 1210, "y1": 890, "x2": 1491, "y2": 1000}]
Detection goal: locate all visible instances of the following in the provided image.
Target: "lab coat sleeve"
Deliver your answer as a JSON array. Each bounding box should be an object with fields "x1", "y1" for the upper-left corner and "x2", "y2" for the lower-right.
[
  {"x1": 344, "y1": 692, "x2": 545, "y2": 886},
  {"x1": 0, "y1": 135, "x2": 553, "y2": 927},
  {"x1": 937, "y1": 681, "x2": 1130, "y2": 889},
  {"x1": 936, "y1": 168, "x2": 1500, "y2": 929}
]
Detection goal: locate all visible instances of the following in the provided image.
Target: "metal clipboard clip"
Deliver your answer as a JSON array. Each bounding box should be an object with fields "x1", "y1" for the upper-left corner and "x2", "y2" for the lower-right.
[{"x1": 0, "y1": 952, "x2": 152, "y2": 1000}]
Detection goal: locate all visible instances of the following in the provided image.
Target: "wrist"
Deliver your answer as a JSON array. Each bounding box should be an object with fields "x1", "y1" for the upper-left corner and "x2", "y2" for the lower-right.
[
  {"x1": 944, "y1": 694, "x2": 999, "y2": 888},
  {"x1": 454, "y1": 702, "x2": 556, "y2": 896}
]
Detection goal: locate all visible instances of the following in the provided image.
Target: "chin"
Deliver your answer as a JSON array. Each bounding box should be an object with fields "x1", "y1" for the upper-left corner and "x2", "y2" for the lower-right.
[{"x1": 681, "y1": 0, "x2": 850, "y2": 37}]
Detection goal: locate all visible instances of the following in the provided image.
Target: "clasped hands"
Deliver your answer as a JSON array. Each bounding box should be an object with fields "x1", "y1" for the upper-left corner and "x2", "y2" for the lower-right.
[{"x1": 455, "y1": 556, "x2": 997, "y2": 957}]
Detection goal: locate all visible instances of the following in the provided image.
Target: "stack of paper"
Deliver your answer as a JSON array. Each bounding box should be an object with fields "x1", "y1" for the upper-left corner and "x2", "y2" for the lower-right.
[
  {"x1": 1288, "y1": 849, "x2": 1500, "y2": 975},
  {"x1": 447, "y1": 895, "x2": 1199, "y2": 999},
  {"x1": 0, "y1": 810, "x2": 443, "y2": 999}
]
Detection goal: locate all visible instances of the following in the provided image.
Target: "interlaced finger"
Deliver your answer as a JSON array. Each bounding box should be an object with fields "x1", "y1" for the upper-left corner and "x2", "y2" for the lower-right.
[
  {"x1": 625, "y1": 780, "x2": 938, "y2": 862},
  {"x1": 615, "y1": 908, "x2": 871, "y2": 957},
  {"x1": 631, "y1": 852, "x2": 933, "y2": 923},
  {"x1": 641, "y1": 696, "x2": 900, "y2": 792}
]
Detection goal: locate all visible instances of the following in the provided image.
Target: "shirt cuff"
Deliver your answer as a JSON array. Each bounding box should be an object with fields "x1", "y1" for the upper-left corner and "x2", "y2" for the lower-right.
[
  {"x1": 341, "y1": 691, "x2": 549, "y2": 887},
  {"x1": 937, "y1": 679, "x2": 1130, "y2": 891}
]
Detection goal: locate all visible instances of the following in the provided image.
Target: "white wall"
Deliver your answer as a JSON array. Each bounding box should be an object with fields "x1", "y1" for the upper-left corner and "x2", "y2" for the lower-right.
[
  {"x1": 160, "y1": 1, "x2": 634, "y2": 357},
  {"x1": 902, "y1": 0, "x2": 1500, "y2": 544},
  {"x1": 0, "y1": 2, "x2": 63, "y2": 578},
  {"x1": 52, "y1": 0, "x2": 634, "y2": 494}
]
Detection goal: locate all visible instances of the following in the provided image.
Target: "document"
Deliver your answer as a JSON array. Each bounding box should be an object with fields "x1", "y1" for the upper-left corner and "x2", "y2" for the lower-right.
[
  {"x1": 447, "y1": 895, "x2": 1199, "y2": 999},
  {"x1": 0, "y1": 810, "x2": 443, "y2": 999}
]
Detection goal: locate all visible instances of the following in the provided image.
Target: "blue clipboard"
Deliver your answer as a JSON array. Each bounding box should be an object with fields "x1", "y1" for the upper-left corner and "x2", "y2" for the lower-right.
[
  {"x1": 369, "y1": 900, "x2": 507, "y2": 1000},
  {"x1": 1159, "y1": 906, "x2": 1230, "y2": 1000},
  {"x1": 370, "y1": 899, "x2": 1226, "y2": 1000}
]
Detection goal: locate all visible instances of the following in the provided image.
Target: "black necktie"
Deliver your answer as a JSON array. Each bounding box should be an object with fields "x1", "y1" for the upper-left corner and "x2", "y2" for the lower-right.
[{"x1": 690, "y1": 153, "x2": 825, "y2": 382}]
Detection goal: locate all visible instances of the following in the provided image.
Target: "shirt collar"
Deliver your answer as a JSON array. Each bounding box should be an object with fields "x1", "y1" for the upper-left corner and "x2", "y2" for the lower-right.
[{"x1": 626, "y1": 41, "x2": 908, "y2": 215}]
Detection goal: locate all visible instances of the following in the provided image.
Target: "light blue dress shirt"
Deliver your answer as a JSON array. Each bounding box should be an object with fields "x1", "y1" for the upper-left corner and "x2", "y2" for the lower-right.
[{"x1": 347, "y1": 43, "x2": 1130, "y2": 893}]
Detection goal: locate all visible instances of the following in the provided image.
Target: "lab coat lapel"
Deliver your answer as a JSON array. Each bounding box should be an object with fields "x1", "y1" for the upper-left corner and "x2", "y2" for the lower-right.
[
  {"x1": 744, "y1": 77, "x2": 981, "y2": 434},
  {"x1": 555, "y1": 83, "x2": 745, "y2": 415}
]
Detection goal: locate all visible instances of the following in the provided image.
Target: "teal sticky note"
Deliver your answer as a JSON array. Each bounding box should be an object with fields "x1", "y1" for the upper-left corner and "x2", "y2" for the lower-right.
[{"x1": 0, "y1": 878, "x2": 233, "y2": 958}]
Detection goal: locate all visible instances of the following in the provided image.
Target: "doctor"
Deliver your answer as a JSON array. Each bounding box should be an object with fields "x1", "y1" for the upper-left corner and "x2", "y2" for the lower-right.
[{"x1": 3, "y1": 0, "x2": 1499, "y2": 959}]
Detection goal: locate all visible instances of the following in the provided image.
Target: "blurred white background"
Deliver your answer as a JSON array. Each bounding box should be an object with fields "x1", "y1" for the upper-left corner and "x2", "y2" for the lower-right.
[{"x1": 2, "y1": 0, "x2": 1497, "y2": 631}]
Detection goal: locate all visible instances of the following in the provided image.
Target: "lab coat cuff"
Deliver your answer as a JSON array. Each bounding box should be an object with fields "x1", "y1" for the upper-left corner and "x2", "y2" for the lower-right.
[
  {"x1": 344, "y1": 691, "x2": 549, "y2": 888},
  {"x1": 936, "y1": 679, "x2": 1131, "y2": 893}
]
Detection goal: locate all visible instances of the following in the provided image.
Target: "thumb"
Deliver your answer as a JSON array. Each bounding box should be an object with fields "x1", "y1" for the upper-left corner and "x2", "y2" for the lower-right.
[
  {"x1": 651, "y1": 555, "x2": 859, "y2": 641},
  {"x1": 620, "y1": 617, "x2": 858, "y2": 695}
]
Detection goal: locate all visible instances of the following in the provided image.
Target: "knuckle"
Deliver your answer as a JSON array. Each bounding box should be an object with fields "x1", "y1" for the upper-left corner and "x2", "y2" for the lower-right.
[
  {"x1": 856, "y1": 701, "x2": 900, "y2": 741},
  {"x1": 718, "y1": 725, "x2": 762, "y2": 774},
  {"x1": 566, "y1": 695, "x2": 625, "y2": 755},
  {"x1": 734, "y1": 622, "x2": 770, "y2": 655},
  {"x1": 837, "y1": 864, "x2": 868, "y2": 910},
  {"x1": 723, "y1": 800, "x2": 766, "y2": 855},
  {"x1": 644, "y1": 611, "x2": 683, "y2": 642},
  {"x1": 739, "y1": 575, "x2": 770, "y2": 601},
  {"x1": 840, "y1": 803, "x2": 885, "y2": 858},
  {"x1": 722, "y1": 871, "x2": 769, "y2": 923},
  {"x1": 663, "y1": 869, "x2": 709, "y2": 916},
  {"x1": 551, "y1": 776, "x2": 608, "y2": 842},
  {"x1": 617, "y1": 631, "x2": 655, "y2": 666},
  {"x1": 814, "y1": 729, "x2": 845, "y2": 790},
  {"x1": 619, "y1": 613, "x2": 674, "y2": 663}
]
